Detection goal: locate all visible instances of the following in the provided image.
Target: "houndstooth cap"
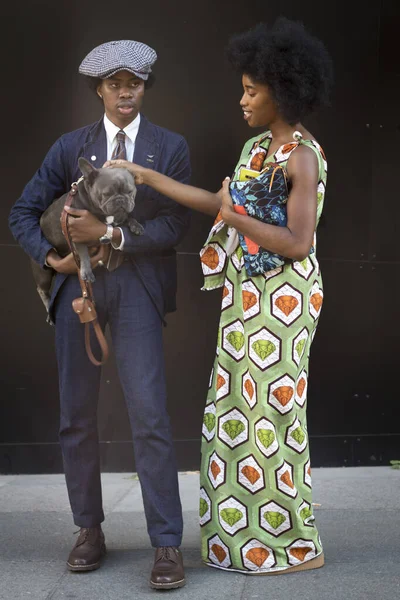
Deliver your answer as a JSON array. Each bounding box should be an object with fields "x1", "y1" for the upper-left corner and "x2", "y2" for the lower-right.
[{"x1": 79, "y1": 40, "x2": 157, "y2": 80}]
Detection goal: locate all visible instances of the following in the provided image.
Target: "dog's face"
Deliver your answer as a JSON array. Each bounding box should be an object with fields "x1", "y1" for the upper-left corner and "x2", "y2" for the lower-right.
[{"x1": 78, "y1": 157, "x2": 137, "y2": 225}]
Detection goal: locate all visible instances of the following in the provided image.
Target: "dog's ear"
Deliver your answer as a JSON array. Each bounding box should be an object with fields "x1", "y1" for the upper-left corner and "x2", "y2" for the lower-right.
[{"x1": 78, "y1": 157, "x2": 99, "y2": 184}]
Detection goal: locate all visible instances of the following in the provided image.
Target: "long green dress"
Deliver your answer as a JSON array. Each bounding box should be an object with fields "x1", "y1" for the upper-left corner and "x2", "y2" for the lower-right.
[{"x1": 199, "y1": 131, "x2": 327, "y2": 574}]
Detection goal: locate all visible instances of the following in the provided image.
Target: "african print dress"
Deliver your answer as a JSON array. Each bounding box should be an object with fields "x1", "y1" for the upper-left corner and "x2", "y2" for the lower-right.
[{"x1": 199, "y1": 131, "x2": 327, "y2": 574}]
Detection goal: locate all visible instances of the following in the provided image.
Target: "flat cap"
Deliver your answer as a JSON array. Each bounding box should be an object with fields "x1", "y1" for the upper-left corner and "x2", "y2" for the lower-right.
[{"x1": 79, "y1": 40, "x2": 157, "y2": 80}]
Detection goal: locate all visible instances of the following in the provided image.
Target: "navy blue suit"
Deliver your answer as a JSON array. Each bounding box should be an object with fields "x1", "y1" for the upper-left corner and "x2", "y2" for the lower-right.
[{"x1": 9, "y1": 116, "x2": 191, "y2": 547}]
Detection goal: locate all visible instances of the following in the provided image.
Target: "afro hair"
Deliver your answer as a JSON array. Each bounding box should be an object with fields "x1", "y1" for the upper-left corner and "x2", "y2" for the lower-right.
[{"x1": 226, "y1": 17, "x2": 333, "y2": 124}]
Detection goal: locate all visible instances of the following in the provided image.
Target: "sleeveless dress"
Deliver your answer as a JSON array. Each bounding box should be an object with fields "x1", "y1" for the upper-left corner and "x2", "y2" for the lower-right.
[{"x1": 199, "y1": 131, "x2": 327, "y2": 574}]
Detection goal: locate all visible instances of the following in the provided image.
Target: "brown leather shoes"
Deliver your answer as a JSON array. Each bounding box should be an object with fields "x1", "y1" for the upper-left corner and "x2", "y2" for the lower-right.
[
  {"x1": 67, "y1": 526, "x2": 106, "y2": 572},
  {"x1": 150, "y1": 547, "x2": 186, "y2": 589}
]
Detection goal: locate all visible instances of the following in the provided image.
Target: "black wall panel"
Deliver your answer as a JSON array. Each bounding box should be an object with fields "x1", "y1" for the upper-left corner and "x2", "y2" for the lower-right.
[{"x1": 1, "y1": 0, "x2": 399, "y2": 473}]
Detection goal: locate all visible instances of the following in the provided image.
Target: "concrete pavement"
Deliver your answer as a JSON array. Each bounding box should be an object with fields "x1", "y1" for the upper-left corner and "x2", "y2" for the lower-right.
[{"x1": 0, "y1": 468, "x2": 399, "y2": 600}]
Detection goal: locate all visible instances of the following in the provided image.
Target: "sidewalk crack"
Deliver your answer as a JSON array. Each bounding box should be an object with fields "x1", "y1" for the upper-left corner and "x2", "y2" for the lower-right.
[
  {"x1": 106, "y1": 477, "x2": 139, "y2": 513},
  {"x1": 45, "y1": 569, "x2": 69, "y2": 600}
]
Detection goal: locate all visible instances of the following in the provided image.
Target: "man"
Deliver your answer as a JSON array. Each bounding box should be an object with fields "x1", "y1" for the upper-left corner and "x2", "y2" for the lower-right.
[{"x1": 9, "y1": 40, "x2": 190, "y2": 589}]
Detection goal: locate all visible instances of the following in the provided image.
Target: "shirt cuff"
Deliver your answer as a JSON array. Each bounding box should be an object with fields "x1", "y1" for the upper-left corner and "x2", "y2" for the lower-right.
[{"x1": 111, "y1": 227, "x2": 125, "y2": 251}]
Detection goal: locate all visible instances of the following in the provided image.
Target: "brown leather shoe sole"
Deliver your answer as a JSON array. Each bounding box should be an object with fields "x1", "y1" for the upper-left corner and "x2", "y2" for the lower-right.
[
  {"x1": 66, "y1": 543, "x2": 106, "y2": 572},
  {"x1": 149, "y1": 577, "x2": 186, "y2": 590}
]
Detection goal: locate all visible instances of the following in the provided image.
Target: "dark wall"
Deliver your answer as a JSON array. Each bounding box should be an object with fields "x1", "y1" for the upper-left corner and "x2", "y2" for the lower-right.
[{"x1": 1, "y1": 0, "x2": 399, "y2": 473}]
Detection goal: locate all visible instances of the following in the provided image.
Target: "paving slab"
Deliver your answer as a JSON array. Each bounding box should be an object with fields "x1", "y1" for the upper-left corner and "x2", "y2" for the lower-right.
[{"x1": 0, "y1": 468, "x2": 398, "y2": 600}]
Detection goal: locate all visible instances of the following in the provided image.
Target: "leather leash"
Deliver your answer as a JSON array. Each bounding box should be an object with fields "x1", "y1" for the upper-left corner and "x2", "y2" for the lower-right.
[{"x1": 61, "y1": 182, "x2": 109, "y2": 366}]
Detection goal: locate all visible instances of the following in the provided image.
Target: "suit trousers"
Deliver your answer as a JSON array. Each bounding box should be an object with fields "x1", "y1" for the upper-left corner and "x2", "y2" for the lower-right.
[{"x1": 54, "y1": 260, "x2": 183, "y2": 548}]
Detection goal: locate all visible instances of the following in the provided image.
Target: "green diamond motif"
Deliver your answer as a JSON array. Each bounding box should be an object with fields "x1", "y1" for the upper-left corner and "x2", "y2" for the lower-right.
[
  {"x1": 317, "y1": 191, "x2": 323, "y2": 206},
  {"x1": 199, "y1": 497, "x2": 208, "y2": 518},
  {"x1": 235, "y1": 245, "x2": 243, "y2": 259},
  {"x1": 295, "y1": 338, "x2": 306, "y2": 357},
  {"x1": 300, "y1": 506, "x2": 313, "y2": 521},
  {"x1": 227, "y1": 331, "x2": 244, "y2": 352},
  {"x1": 222, "y1": 419, "x2": 245, "y2": 441},
  {"x1": 252, "y1": 339, "x2": 276, "y2": 361},
  {"x1": 292, "y1": 426, "x2": 305, "y2": 445},
  {"x1": 300, "y1": 258, "x2": 308, "y2": 270},
  {"x1": 264, "y1": 511, "x2": 286, "y2": 529},
  {"x1": 257, "y1": 429, "x2": 275, "y2": 449},
  {"x1": 220, "y1": 507, "x2": 243, "y2": 527},
  {"x1": 203, "y1": 413, "x2": 216, "y2": 433}
]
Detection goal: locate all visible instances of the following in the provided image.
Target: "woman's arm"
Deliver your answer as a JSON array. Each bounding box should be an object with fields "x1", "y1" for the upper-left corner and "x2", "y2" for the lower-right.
[
  {"x1": 220, "y1": 145, "x2": 319, "y2": 261},
  {"x1": 104, "y1": 159, "x2": 222, "y2": 217}
]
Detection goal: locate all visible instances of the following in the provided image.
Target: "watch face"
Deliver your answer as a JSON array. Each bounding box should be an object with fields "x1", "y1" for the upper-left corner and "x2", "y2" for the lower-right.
[
  {"x1": 99, "y1": 224, "x2": 113, "y2": 244},
  {"x1": 99, "y1": 236, "x2": 111, "y2": 244}
]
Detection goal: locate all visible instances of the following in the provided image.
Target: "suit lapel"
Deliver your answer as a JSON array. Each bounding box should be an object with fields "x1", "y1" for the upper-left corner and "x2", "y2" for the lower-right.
[
  {"x1": 132, "y1": 116, "x2": 159, "y2": 203},
  {"x1": 79, "y1": 115, "x2": 158, "y2": 206},
  {"x1": 80, "y1": 115, "x2": 157, "y2": 170},
  {"x1": 81, "y1": 119, "x2": 108, "y2": 169},
  {"x1": 133, "y1": 116, "x2": 158, "y2": 169}
]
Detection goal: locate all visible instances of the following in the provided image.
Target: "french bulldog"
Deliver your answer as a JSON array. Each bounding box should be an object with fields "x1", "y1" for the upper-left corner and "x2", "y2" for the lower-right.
[{"x1": 31, "y1": 157, "x2": 143, "y2": 312}]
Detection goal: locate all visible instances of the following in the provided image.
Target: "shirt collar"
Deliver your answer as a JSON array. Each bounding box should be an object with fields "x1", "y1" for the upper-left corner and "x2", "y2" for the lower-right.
[{"x1": 103, "y1": 113, "x2": 141, "y2": 144}]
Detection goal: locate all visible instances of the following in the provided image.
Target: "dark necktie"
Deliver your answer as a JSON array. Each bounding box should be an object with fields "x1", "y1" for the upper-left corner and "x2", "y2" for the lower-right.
[
  {"x1": 111, "y1": 130, "x2": 127, "y2": 160},
  {"x1": 106, "y1": 130, "x2": 127, "y2": 271}
]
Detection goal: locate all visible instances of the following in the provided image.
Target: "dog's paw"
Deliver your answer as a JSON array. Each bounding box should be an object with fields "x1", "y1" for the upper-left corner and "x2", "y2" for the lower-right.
[
  {"x1": 37, "y1": 287, "x2": 50, "y2": 311},
  {"x1": 80, "y1": 268, "x2": 96, "y2": 283},
  {"x1": 46, "y1": 314, "x2": 55, "y2": 327},
  {"x1": 128, "y1": 219, "x2": 145, "y2": 236}
]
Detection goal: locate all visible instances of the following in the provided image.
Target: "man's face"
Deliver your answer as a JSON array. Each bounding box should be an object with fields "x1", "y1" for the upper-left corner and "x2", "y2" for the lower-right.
[{"x1": 97, "y1": 70, "x2": 145, "y2": 128}]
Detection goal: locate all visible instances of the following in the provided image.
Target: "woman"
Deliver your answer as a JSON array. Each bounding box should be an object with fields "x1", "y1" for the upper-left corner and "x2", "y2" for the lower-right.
[{"x1": 106, "y1": 17, "x2": 333, "y2": 575}]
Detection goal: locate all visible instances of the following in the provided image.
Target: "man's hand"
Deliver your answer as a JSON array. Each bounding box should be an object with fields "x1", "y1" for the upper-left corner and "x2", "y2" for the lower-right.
[
  {"x1": 46, "y1": 250, "x2": 78, "y2": 274},
  {"x1": 63, "y1": 207, "x2": 106, "y2": 244},
  {"x1": 46, "y1": 246, "x2": 110, "y2": 274}
]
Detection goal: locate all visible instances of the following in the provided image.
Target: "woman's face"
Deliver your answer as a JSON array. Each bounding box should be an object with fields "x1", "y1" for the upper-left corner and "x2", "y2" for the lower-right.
[{"x1": 240, "y1": 74, "x2": 278, "y2": 128}]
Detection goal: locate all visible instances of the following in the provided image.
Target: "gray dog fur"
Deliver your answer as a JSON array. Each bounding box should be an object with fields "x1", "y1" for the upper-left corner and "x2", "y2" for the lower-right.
[{"x1": 31, "y1": 157, "x2": 142, "y2": 313}]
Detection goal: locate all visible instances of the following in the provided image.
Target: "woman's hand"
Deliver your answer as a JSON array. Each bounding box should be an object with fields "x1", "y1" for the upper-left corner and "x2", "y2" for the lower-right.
[
  {"x1": 220, "y1": 177, "x2": 236, "y2": 226},
  {"x1": 103, "y1": 159, "x2": 147, "y2": 185}
]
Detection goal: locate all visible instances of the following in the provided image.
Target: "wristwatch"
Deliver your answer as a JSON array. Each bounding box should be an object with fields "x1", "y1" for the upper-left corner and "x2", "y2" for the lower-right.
[{"x1": 99, "y1": 224, "x2": 114, "y2": 245}]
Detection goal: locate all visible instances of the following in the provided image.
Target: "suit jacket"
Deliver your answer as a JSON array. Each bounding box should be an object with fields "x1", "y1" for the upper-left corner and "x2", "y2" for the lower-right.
[{"x1": 9, "y1": 115, "x2": 191, "y2": 320}]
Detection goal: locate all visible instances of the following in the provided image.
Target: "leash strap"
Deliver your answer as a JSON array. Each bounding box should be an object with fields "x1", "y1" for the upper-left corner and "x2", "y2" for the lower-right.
[{"x1": 61, "y1": 183, "x2": 109, "y2": 366}]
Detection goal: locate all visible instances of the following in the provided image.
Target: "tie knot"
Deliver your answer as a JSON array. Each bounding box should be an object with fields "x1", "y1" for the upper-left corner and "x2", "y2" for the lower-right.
[{"x1": 116, "y1": 130, "x2": 125, "y2": 142}]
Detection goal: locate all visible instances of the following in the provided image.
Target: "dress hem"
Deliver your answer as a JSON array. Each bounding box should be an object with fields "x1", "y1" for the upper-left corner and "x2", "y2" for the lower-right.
[{"x1": 202, "y1": 549, "x2": 324, "y2": 575}]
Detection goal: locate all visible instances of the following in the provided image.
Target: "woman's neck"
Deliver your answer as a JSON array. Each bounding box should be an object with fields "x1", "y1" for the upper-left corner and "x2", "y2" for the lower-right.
[{"x1": 268, "y1": 120, "x2": 303, "y2": 143}]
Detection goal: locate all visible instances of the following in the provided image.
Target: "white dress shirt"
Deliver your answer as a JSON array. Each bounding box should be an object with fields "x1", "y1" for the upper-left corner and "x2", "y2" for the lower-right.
[
  {"x1": 103, "y1": 113, "x2": 141, "y2": 251},
  {"x1": 103, "y1": 112, "x2": 140, "y2": 163}
]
